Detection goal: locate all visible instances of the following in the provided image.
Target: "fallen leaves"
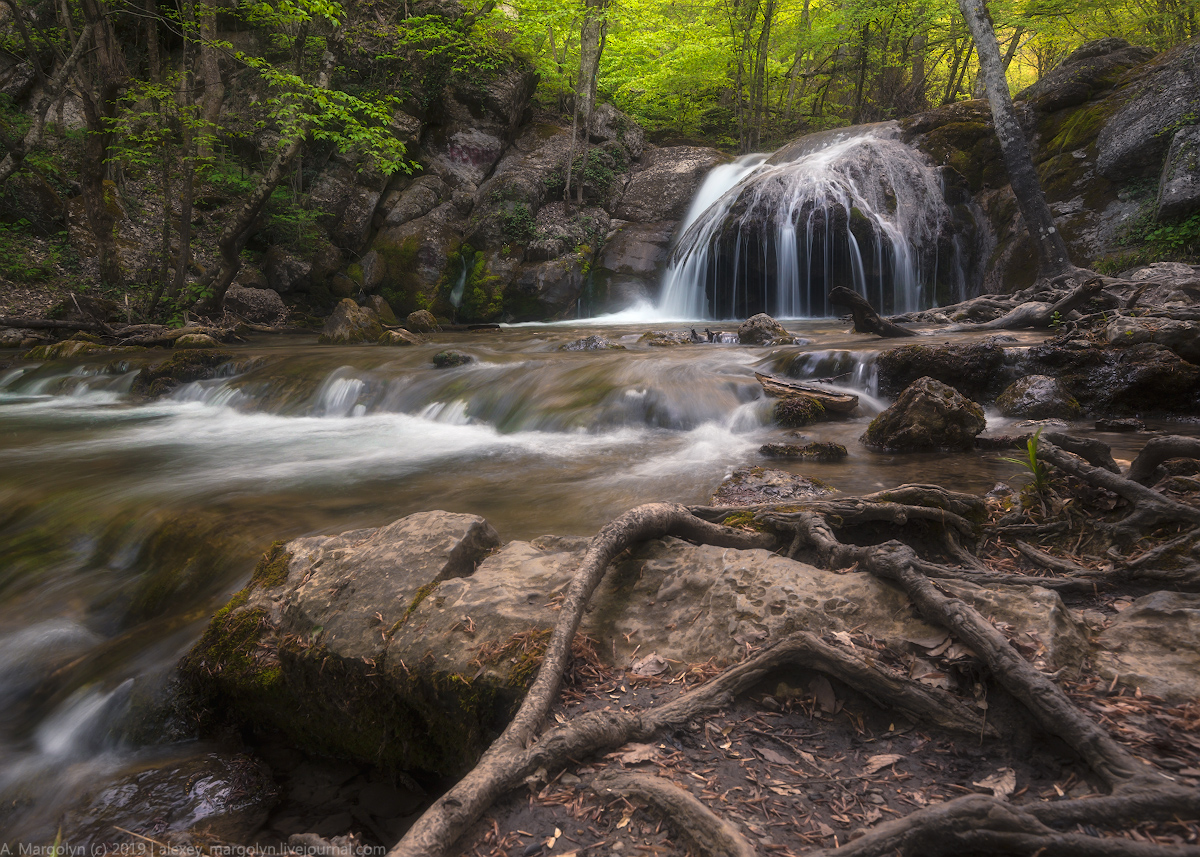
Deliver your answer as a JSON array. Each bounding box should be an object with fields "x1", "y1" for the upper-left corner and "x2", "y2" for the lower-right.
[
  {"x1": 972, "y1": 767, "x2": 1017, "y2": 799},
  {"x1": 861, "y1": 754, "x2": 904, "y2": 776}
]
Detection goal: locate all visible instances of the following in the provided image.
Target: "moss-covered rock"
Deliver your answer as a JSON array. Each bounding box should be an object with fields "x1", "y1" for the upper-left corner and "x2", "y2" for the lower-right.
[
  {"x1": 773, "y1": 395, "x2": 826, "y2": 428},
  {"x1": 876, "y1": 341, "x2": 1008, "y2": 401},
  {"x1": 1024, "y1": 341, "x2": 1200, "y2": 414},
  {"x1": 710, "y1": 466, "x2": 833, "y2": 505},
  {"x1": 862, "y1": 376, "x2": 986, "y2": 451},
  {"x1": 179, "y1": 512, "x2": 509, "y2": 776},
  {"x1": 174, "y1": 332, "x2": 220, "y2": 349},
  {"x1": 24, "y1": 340, "x2": 109, "y2": 360},
  {"x1": 131, "y1": 349, "x2": 236, "y2": 398},
  {"x1": 759, "y1": 441, "x2": 848, "y2": 461},
  {"x1": 432, "y1": 350, "x2": 473, "y2": 368}
]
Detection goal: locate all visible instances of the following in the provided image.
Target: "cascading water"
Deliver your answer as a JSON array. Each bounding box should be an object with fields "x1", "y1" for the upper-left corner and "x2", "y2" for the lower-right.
[{"x1": 659, "y1": 122, "x2": 988, "y2": 320}]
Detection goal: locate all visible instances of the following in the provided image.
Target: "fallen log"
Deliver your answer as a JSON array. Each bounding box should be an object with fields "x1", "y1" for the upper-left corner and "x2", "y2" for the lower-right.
[
  {"x1": 829, "y1": 286, "x2": 917, "y2": 337},
  {"x1": 753, "y1": 372, "x2": 859, "y2": 413},
  {"x1": 0, "y1": 316, "x2": 114, "y2": 335}
]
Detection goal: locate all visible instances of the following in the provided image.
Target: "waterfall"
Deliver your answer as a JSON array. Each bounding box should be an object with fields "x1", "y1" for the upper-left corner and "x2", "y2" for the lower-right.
[{"x1": 658, "y1": 122, "x2": 982, "y2": 320}]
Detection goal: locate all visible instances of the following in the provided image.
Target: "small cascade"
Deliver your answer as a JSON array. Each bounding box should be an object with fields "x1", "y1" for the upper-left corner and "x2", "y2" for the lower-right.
[{"x1": 659, "y1": 123, "x2": 987, "y2": 320}]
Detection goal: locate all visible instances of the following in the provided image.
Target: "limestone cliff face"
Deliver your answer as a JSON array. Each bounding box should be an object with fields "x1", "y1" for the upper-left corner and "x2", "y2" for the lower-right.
[{"x1": 903, "y1": 37, "x2": 1200, "y2": 295}]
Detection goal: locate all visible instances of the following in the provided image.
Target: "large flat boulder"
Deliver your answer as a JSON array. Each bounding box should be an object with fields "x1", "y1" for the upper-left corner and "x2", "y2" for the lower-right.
[
  {"x1": 181, "y1": 512, "x2": 1089, "y2": 774},
  {"x1": 1093, "y1": 592, "x2": 1200, "y2": 701}
]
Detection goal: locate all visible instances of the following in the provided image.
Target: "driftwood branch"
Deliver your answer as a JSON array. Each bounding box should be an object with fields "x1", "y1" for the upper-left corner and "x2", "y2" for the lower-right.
[{"x1": 829, "y1": 286, "x2": 917, "y2": 337}]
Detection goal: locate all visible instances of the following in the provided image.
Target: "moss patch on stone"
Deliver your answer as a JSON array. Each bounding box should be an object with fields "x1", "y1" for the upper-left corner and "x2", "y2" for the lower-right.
[
  {"x1": 131, "y1": 349, "x2": 235, "y2": 398},
  {"x1": 773, "y1": 395, "x2": 825, "y2": 428},
  {"x1": 250, "y1": 541, "x2": 292, "y2": 589}
]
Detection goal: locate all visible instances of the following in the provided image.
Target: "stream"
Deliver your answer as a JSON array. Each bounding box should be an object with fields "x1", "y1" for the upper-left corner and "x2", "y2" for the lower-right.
[{"x1": 0, "y1": 319, "x2": 1188, "y2": 845}]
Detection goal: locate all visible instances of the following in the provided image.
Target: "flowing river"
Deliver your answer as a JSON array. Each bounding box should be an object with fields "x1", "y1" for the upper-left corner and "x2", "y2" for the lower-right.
[{"x1": 0, "y1": 318, "x2": 1185, "y2": 845}]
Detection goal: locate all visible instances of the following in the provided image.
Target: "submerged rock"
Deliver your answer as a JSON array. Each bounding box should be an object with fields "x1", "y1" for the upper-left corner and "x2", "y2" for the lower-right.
[
  {"x1": 60, "y1": 752, "x2": 276, "y2": 846},
  {"x1": 563, "y1": 335, "x2": 625, "y2": 351},
  {"x1": 432, "y1": 350, "x2": 473, "y2": 368},
  {"x1": 711, "y1": 467, "x2": 833, "y2": 505},
  {"x1": 995, "y1": 375, "x2": 1081, "y2": 420},
  {"x1": 862, "y1": 376, "x2": 986, "y2": 451},
  {"x1": 760, "y1": 441, "x2": 848, "y2": 461},
  {"x1": 638, "y1": 330, "x2": 692, "y2": 347},
  {"x1": 131, "y1": 349, "x2": 236, "y2": 398},
  {"x1": 318, "y1": 299, "x2": 383, "y2": 345},
  {"x1": 738, "y1": 313, "x2": 789, "y2": 345},
  {"x1": 182, "y1": 512, "x2": 1089, "y2": 772}
]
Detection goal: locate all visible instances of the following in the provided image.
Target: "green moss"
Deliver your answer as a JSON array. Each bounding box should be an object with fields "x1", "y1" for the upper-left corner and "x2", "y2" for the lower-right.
[
  {"x1": 250, "y1": 540, "x2": 292, "y2": 589},
  {"x1": 131, "y1": 349, "x2": 235, "y2": 398},
  {"x1": 773, "y1": 395, "x2": 826, "y2": 428},
  {"x1": 402, "y1": 580, "x2": 439, "y2": 626},
  {"x1": 720, "y1": 511, "x2": 767, "y2": 532}
]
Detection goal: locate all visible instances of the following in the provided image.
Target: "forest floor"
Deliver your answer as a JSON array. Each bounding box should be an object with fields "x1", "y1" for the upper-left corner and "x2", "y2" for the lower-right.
[{"x1": 458, "y1": 620, "x2": 1200, "y2": 856}]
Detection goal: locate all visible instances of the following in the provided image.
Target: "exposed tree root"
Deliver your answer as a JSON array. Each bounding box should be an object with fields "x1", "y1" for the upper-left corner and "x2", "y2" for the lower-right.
[
  {"x1": 590, "y1": 771, "x2": 757, "y2": 857},
  {"x1": 1129, "y1": 435, "x2": 1200, "y2": 485},
  {"x1": 388, "y1": 480, "x2": 1197, "y2": 857},
  {"x1": 863, "y1": 540, "x2": 1162, "y2": 793},
  {"x1": 1038, "y1": 440, "x2": 1200, "y2": 540},
  {"x1": 802, "y1": 792, "x2": 1200, "y2": 857}
]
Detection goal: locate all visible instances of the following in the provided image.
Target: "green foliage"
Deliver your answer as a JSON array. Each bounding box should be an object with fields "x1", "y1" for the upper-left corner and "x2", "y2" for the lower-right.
[
  {"x1": 1001, "y1": 429, "x2": 1050, "y2": 495},
  {"x1": 0, "y1": 220, "x2": 76, "y2": 282},
  {"x1": 500, "y1": 203, "x2": 537, "y2": 244}
]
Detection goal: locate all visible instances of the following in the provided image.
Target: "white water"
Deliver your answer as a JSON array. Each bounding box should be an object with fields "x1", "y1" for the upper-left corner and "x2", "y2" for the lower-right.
[{"x1": 658, "y1": 124, "x2": 973, "y2": 320}]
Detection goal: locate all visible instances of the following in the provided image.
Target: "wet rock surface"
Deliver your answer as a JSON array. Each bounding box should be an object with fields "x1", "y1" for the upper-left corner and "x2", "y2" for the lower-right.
[
  {"x1": 59, "y1": 752, "x2": 276, "y2": 846},
  {"x1": 710, "y1": 466, "x2": 834, "y2": 504},
  {"x1": 862, "y1": 376, "x2": 986, "y2": 451},
  {"x1": 995, "y1": 375, "x2": 1081, "y2": 420},
  {"x1": 737, "y1": 313, "x2": 789, "y2": 345}
]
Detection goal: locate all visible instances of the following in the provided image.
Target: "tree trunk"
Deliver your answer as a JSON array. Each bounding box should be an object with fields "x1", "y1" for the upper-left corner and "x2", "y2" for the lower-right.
[
  {"x1": 193, "y1": 53, "x2": 336, "y2": 314},
  {"x1": 749, "y1": 0, "x2": 775, "y2": 149},
  {"x1": 0, "y1": 23, "x2": 92, "y2": 185},
  {"x1": 956, "y1": 0, "x2": 1073, "y2": 278},
  {"x1": 564, "y1": 0, "x2": 607, "y2": 207},
  {"x1": 197, "y1": 0, "x2": 224, "y2": 162},
  {"x1": 851, "y1": 23, "x2": 871, "y2": 124},
  {"x1": 76, "y1": 0, "x2": 126, "y2": 287}
]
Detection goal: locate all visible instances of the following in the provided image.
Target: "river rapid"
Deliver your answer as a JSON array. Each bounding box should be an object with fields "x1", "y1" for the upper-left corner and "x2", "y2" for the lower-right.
[{"x1": 0, "y1": 319, "x2": 1179, "y2": 845}]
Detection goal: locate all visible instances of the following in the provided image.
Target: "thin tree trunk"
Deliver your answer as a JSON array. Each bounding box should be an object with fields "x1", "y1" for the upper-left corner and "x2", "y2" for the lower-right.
[
  {"x1": 76, "y1": 0, "x2": 126, "y2": 287},
  {"x1": 197, "y1": 0, "x2": 224, "y2": 162},
  {"x1": 144, "y1": 0, "x2": 161, "y2": 82},
  {"x1": 193, "y1": 54, "x2": 336, "y2": 314},
  {"x1": 911, "y1": 29, "x2": 926, "y2": 108},
  {"x1": 750, "y1": 0, "x2": 775, "y2": 148},
  {"x1": 0, "y1": 23, "x2": 92, "y2": 185},
  {"x1": 564, "y1": 0, "x2": 607, "y2": 207},
  {"x1": 171, "y1": 26, "x2": 195, "y2": 301},
  {"x1": 956, "y1": 0, "x2": 1073, "y2": 277},
  {"x1": 783, "y1": 0, "x2": 810, "y2": 121},
  {"x1": 851, "y1": 23, "x2": 871, "y2": 124}
]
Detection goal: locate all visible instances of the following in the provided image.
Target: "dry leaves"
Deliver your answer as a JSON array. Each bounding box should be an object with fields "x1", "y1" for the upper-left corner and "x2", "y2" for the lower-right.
[
  {"x1": 861, "y1": 754, "x2": 904, "y2": 776},
  {"x1": 972, "y1": 767, "x2": 1017, "y2": 799}
]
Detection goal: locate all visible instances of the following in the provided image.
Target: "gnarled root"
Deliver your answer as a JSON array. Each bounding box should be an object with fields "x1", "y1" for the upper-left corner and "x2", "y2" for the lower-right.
[
  {"x1": 591, "y1": 771, "x2": 757, "y2": 857},
  {"x1": 863, "y1": 540, "x2": 1163, "y2": 793}
]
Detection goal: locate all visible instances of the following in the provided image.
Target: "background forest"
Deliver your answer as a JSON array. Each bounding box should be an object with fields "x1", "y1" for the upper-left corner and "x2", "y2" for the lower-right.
[{"x1": 0, "y1": 0, "x2": 1196, "y2": 317}]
